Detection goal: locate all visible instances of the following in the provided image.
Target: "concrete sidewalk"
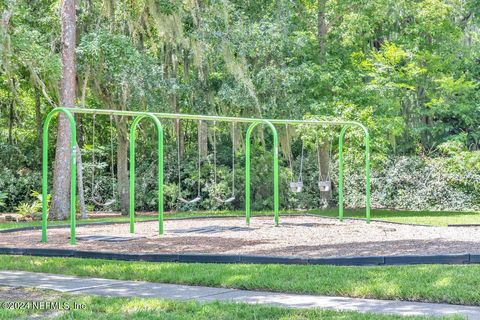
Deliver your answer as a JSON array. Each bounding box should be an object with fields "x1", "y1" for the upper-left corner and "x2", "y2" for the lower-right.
[{"x1": 0, "y1": 270, "x2": 479, "y2": 319}]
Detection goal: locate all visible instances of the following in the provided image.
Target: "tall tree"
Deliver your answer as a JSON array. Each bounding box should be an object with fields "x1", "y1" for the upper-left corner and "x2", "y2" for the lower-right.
[
  {"x1": 49, "y1": 0, "x2": 77, "y2": 219},
  {"x1": 317, "y1": 0, "x2": 332, "y2": 203}
]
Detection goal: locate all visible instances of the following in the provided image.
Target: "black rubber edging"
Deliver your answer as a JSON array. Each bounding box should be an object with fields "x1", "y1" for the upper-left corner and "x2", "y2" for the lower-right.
[{"x1": 1, "y1": 247, "x2": 479, "y2": 266}]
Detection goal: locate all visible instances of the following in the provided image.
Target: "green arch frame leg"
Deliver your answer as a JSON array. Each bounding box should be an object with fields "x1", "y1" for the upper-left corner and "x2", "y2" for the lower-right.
[
  {"x1": 338, "y1": 124, "x2": 371, "y2": 223},
  {"x1": 129, "y1": 113, "x2": 164, "y2": 235},
  {"x1": 245, "y1": 120, "x2": 279, "y2": 226},
  {"x1": 41, "y1": 108, "x2": 77, "y2": 244},
  {"x1": 41, "y1": 106, "x2": 371, "y2": 244}
]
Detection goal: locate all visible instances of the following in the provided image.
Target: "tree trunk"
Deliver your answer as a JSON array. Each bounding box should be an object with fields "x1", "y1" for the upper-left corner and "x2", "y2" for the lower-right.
[
  {"x1": 199, "y1": 121, "x2": 208, "y2": 158},
  {"x1": 76, "y1": 146, "x2": 87, "y2": 218},
  {"x1": 317, "y1": 142, "x2": 332, "y2": 200},
  {"x1": 50, "y1": 0, "x2": 76, "y2": 220},
  {"x1": 116, "y1": 115, "x2": 129, "y2": 215},
  {"x1": 316, "y1": 0, "x2": 332, "y2": 207},
  {"x1": 317, "y1": 0, "x2": 327, "y2": 62}
]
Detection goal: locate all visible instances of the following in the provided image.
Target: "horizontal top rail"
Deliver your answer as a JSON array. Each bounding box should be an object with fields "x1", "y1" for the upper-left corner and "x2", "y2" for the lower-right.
[{"x1": 68, "y1": 107, "x2": 369, "y2": 134}]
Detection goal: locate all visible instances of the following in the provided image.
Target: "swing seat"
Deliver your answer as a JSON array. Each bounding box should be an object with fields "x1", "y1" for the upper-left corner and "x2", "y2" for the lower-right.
[
  {"x1": 91, "y1": 182, "x2": 116, "y2": 207},
  {"x1": 214, "y1": 196, "x2": 235, "y2": 203},
  {"x1": 318, "y1": 180, "x2": 331, "y2": 192},
  {"x1": 91, "y1": 198, "x2": 116, "y2": 207},
  {"x1": 179, "y1": 196, "x2": 202, "y2": 204},
  {"x1": 290, "y1": 181, "x2": 303, "y2": 193}
]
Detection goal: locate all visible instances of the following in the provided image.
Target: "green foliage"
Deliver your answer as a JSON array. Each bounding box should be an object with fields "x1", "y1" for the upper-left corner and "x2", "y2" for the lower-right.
[
  {"x1": 0, "y1": 192, "x2": 6, "y2": 208},
  {"x1": 14, "y1": 201, "x2": 41, "y2": 218},
  {"x1": 13, "y1": 190, "x2": 47, "y2": 218},
  {"x1": 0, "y1": 167, "x2": 41, "y2": 212},
  {"x1": 342, "y1": 153, "x2": 480, "y2": 211},
  {"x1": 0, "y1": 0, "x2": 479, "y2": 213}
]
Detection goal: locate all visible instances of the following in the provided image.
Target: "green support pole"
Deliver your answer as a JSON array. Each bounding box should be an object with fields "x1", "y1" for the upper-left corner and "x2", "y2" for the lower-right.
[
  {"x1": 129, "y1": 113, "x2": 164, "y2": 234},
  {"x1": 338, "y1": 126, "x2": 347, "y2": 222},
  {"x1": 364, "y1": 130, "x2": 371, "y2": 223},
  {"x1": 40, "y1": 106, "x2": 372, "y2": 245},
  {"x1": 338, "y1": 124, "x2": 371, "y2": 223},
  {"x1": 245, "y1": 120, "x2": 279, "y2": 226},
  {"x1": 41, "y1": 107, "x2": 77, "y2": 244}
]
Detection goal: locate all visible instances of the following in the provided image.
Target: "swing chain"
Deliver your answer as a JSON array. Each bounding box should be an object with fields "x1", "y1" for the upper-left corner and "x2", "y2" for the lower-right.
[
  {"x1": 285, "y1": 124, "x2": 294, "y2": 182},
  {"x1": 298, "y1": 140, "x2": 304, "y2": 183},
  {"x1": 176, "y1": 118, "x2": 202, "y2": 202},
  {"x1": 285, "y1": 124, "x2": 304, "y2": 183},
  {"x1": 212, "y1": 120, "x2": 236, "y2": 202},
  {"x1": 213, "y1": 121, "x2": 218, "y2": 187},
  {"x1": 91, "y1": 113, "x2": 96, "y2": 192},
  {"x1": 176, "y1": 118, "x2": 182, "y2": 198},
  {"x1": 90, "y1": 113, "x2": 116, "y2": 206},
  {"x1": 316, "y1": 129, "x2": 334, "y2": 181},
  {"x1": 197, "y1": 120, "x2": 202, "y2": 198},
  {"x1": 109, "y1": 114, "x2": 115, "y2": 198},
  {"x1": 231, "y1": 122, "x2": 235, "y2": 195}
]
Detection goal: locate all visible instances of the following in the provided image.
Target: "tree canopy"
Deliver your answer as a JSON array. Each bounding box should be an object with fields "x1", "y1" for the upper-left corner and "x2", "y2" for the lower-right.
[{"x1": 0, "y1": 0, "x2": 479, "y2": 214}]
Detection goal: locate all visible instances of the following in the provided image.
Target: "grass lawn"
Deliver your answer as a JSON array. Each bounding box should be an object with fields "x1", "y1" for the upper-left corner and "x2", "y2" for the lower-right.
[
  {"x1": 1, "y1": 255, "x2": 480, "y2": 306},
  {"x1": 0, "y1": 287, "x2": 450, "y2": 320},
  {"x1": 0, "y1": 208, "x2": 478, "y2": 230},
  {"x1": 313, "y1": 208, "x2": 480, "y2": 226}
]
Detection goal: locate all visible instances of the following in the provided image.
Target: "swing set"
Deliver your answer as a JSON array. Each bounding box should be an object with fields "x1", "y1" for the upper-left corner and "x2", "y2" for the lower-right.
[
  {"x1": 41, "y1": 107, "x2": 371, "y2": 244},
  {"x1": 175, "y1": 119, "x2": 236, "y2": 204},
  {"x1": 285, "y1": 124, "x2": 334, "y2": 196}
]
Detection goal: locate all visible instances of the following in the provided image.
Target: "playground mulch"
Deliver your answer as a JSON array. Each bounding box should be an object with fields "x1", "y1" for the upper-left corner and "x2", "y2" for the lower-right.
[{"x1": 1, "y1": 216, "x2": 480, "y2": 257}]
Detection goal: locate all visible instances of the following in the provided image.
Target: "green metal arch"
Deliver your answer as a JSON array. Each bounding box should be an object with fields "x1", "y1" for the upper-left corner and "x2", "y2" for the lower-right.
[
  {"x1": 41, "y1": 107, "x2": 77, "y2": 244},
  {"x1": 40, "y1": 106, "x2": 371, "y2": 245},
  {"x1": 338, "y1": 124, "x2": 371, "y2": 222},
  {"x1": 245, "y1": 120, "x2": 279, "y2": 226},
  {"x1": 129, "y1": 113, "x2": 164, "y2": 235}
]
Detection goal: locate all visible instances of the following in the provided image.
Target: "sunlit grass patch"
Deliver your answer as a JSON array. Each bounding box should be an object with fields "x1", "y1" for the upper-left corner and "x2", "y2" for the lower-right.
[{"x1": 1, "y1": 255, "x2": 480, "y2": 306}]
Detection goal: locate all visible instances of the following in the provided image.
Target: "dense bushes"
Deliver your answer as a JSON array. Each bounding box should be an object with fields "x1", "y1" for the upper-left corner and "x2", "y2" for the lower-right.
[
  {"x1": 1, "y1": 140, "x2": 478, "y2": 213},
  {"x1": 342, "y1": 153, "x2": 480, "y2": 211},
  {"x1": 108, "y1": 147, "x2": 480, "y2": 213},
  {"x1": 0, "y1": 168, "x2": 41, "y2": 212}
]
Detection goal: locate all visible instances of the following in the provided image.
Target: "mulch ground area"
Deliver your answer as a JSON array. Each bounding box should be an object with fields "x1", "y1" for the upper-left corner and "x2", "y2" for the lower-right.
[{"x1": 1, "y1": 216, "x2": 480, "y2": 257}]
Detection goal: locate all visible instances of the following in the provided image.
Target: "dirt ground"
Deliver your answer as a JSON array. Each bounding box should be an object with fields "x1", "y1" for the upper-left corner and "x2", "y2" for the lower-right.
[{"x1": 2, "y1": 216, "x2": 480, "y2": 257}]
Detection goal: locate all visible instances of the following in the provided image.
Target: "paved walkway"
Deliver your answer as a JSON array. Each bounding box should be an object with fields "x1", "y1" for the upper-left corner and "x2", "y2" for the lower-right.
[{"x1": 0, "y1": 270, "x2": 479, "y2": 319}]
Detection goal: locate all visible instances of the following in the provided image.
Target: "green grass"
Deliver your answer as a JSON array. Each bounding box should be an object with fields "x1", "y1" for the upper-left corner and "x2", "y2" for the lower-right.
[
  {"x1": 0, "y1": 289, "x2": 451, "y2": 320},
  {"x1": 0, "y1": 208, "x2": 478, "y2": 230},
  {"x1": 1, "y1": 255, "x2": 480, "y2": 306},
  {"x1": 313, "y1": 208, "x2": 480, "y2": 226},
  {"x1": 0, "y1": 210, "x2": 245, "y2": 230}
]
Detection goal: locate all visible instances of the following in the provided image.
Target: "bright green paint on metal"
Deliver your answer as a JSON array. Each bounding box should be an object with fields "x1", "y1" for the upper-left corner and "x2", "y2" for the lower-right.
[
  {"x1": 245, "y1": 120, "x2": 279, "y2": 226},
  {"x1": 41, "y1": 108, "x2": 77, "y2": 244},
  {"x1": 338, "y1": 125, "x2": 371, "y2": 223},
  {"x1": 129, "y1": 114, "x2": 164, "y2": 235},
  {"x1": 42, "y1": 107, "x2": 371, "y2": 244}
]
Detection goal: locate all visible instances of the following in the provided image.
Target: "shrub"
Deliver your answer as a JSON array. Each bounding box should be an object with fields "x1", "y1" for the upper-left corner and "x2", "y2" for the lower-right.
[
  {"x1": 14, "y1": 202, "x2": 42, "y2": 218},
  {"x1": 0, "y1": 192, "x2": 6, "y2": 208}
]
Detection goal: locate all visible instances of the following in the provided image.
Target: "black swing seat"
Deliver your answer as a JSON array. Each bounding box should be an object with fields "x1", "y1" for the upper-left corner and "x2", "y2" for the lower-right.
[
  {"x1": 179, "y1": 196, "x2": 202, "y2": 204},
  {"x1": 91, "y1": 197, "x2": 116, "y2": 207},
  {"x1": 214, "y1": 196, "x2": 235, "y2": 203}
]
